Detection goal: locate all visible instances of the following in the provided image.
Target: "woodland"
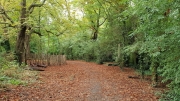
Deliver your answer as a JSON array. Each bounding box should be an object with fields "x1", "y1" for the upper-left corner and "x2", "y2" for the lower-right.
[{"x1": 0, "y1": 0, "x2": 180, "y2": 100}]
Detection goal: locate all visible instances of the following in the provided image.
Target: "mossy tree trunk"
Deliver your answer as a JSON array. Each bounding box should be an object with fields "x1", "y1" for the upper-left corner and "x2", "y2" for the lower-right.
[{"x1": 15, "y1": 0, "x2": 27, "y2": 65}]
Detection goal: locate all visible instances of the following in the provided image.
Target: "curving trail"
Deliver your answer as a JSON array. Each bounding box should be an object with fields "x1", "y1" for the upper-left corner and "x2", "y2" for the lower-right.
[{"x1": 0, "y1": 61, "x2": 158, "y2": 101}]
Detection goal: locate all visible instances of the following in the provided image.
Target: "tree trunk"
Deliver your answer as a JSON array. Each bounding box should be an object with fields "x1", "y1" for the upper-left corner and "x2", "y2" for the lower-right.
[
  {"x1": 151, "y1": 58, "x2": 158, "y2": 87},
  {"x1": 92, "y1": 30, "x2": 98, "y2": 40},
  {"x1": 25, "y1": 32, "x2": 31, "y2": 64},
  {"x1": 116, "y1": 44, "x2": 121, "y2": 62},
  {"x1": 129, "y1": 52, "x2": 137, "y2": 67},
  {"x1": 15, "y1": 0, "x2": 27, "y2": 65}
]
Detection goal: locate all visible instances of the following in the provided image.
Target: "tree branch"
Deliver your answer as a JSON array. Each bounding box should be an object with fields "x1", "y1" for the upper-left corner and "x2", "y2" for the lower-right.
[
  {"x1": 28, "y1": 0, "x2": 46, "y2": 14},
  {"x1": 96, "y1": 8, "x2": 101, "y2": 27},
  {"x1": 33, "y1": 30, "x2": 42, "y2": 36},
  {"x1": 55, "y1": 28, "x2": 67, "y2": 36},
  {"x1": 90, "y1": 20, "x2": 97, "y2": 30},
  {"x1": 45, "y1": 29, "x2": 55, "y2": 35},
  {"x1": 99, "y1": 17, "x2": 107, "y2": 27},
  {"x1": 0, "y1": 5, "x2": 14, "y2": 23},
  {"x1": 96, "y1": 0, "x2": 109, "y2": 17},
  {"x1": 25, "y1": 26, "x2": 42, "y2": 36},
  {"x1": 0, "y1": 15, "x2": 17, "y2": 28},
  {"x1": 0, "y1": 22, "x2": 9, "y2": 24}
]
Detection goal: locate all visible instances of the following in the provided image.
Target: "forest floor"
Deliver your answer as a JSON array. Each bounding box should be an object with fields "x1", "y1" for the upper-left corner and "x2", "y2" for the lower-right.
[{"x1": 0, "y1": 60, "x2": 160, "y2": 101}]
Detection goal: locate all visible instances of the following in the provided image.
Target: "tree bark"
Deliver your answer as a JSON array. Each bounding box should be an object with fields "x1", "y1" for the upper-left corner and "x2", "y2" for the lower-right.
[
  {"x1": 25, "y1": 31, "x2": 31, "y2": 64},
  {"x1": 15, "y1": 0, "x2": 27, "y2": 65}
]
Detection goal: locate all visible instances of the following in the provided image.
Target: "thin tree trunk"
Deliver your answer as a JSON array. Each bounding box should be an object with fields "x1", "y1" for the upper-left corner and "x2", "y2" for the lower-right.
[
  {"x1": 117, "y1": 44, "x2": 121, "y2": 62},
  {"x1": 151, "y1": 58, "x2": 158, "y2": 87}
]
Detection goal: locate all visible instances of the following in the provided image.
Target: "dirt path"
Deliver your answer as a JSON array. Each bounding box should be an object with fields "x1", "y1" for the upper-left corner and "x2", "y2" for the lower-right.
[{"x1": 0, "y1": 61, "x2": 158, "y2": 101}]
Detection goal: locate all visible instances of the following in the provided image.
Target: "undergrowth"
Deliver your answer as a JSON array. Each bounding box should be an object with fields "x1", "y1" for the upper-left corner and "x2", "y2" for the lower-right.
[{"x1": 0, "y1": 52, "x2": 38, "y2": 90}]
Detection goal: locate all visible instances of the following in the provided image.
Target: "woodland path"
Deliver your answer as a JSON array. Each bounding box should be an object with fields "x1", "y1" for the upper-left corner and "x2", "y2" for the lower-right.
[{"x1": 0, "y1": 60, "x2": 158, "y2": 101}]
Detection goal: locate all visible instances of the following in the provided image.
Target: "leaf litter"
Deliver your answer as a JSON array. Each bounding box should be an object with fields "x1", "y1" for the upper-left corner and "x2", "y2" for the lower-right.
[{"x1": 0, "y1": 60, "x2": 158, "y2": 101}]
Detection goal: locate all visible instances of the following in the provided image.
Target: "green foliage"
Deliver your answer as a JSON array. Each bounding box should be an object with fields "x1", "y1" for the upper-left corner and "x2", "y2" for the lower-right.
[
  {"x1": 0, "y1": 76, "x2": 22, "y2": 85},
  {"x1": 0, "y1": 53, "x2": 38, "y2": 89},
  {"x1": 122, "y1": 0, "x2": 180, "y2": 99},
  {"x1": 58, "y1": 28, "x2": 119, "y2": 63}
]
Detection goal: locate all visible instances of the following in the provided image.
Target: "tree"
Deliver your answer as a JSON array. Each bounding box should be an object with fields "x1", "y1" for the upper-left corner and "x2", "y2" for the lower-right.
[
  {"x1": 82, "y1": 0, "x2": 107, "y2": 40},
  {"x1": 15, "y1": 0, "x2": 46, "y2": 65},
  {"x1": 122, "y1": 0, "x2": 180, "y2": 99}
]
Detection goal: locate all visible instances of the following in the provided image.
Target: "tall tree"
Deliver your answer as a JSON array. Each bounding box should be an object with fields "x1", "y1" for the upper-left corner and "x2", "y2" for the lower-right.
[{"x1": 15, "y1": 0, "x2": 46, "y2": 65}]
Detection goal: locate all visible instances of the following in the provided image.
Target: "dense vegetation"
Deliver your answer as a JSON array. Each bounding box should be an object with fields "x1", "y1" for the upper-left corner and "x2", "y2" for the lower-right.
[{"x1": 0, "y1": 0, "x2": 179, "y2": 100}]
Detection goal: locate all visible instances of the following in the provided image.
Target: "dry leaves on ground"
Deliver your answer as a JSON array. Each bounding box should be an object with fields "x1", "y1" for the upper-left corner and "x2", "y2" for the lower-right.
[{"x1": 0, "y1": 60, "x2": 159, "y2": 101}]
